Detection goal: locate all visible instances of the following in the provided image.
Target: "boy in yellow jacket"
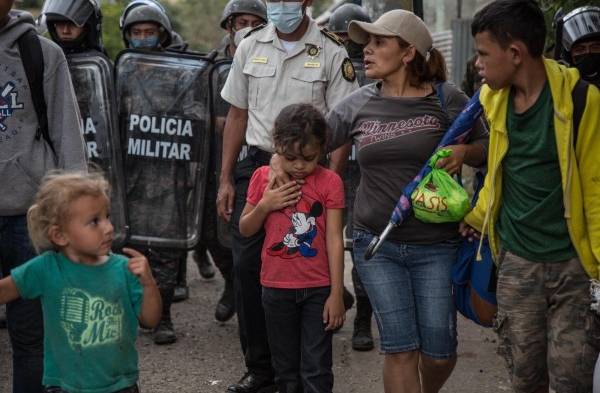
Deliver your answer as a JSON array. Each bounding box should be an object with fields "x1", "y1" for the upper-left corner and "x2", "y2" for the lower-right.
[{"x1": 461, "y1": 1, "x2": 600, "y2": 392}]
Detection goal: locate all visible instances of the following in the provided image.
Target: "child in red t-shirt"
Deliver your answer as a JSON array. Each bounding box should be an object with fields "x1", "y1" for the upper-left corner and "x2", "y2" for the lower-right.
[{"x1": 239, "y1": 104, "x2": 346, "y2": 393}]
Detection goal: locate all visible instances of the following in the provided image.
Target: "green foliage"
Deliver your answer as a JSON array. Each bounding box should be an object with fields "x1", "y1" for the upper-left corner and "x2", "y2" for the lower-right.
[
  {"x1": 101, "y1": 1, "x2": 127, "y2": 60},
  {"x1": 169, "y1": 0, "x2": 334, "y2": 53}
]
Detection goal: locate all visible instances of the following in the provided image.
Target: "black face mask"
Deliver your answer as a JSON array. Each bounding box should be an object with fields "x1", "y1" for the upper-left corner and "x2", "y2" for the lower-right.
[
  {"x1": 574, "y1": 53, "x2": 600, "y2": 85},
  {"x1": 345, "y1": 41, "x2": 364, "y2": 60}
]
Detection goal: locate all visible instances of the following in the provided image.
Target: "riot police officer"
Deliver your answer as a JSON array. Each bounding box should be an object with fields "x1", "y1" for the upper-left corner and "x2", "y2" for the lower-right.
[
  {"x1": 219, "y1": 0, "x2": 358, "y2": 390},
  {"x1": 216, "y1": 0, "x2": 267, "y2": 59},
  {"x1": 119, "y1": 0, "x2": 181, "y2": 345},
  {"x1": 43, "y1": 0, "x2": 129, "y2": 250},
  {"x1": 189, "y1": 0, "x2": 268, "y2": 324},
  {"x1": 558, "y1": 6, "x2": 600, "y2": 87},
  {"x1": 42, "y1": 0, "x2": 104, "y2": 54},
  {"x1": 327, "y1": 2, "x2": 375, "y2": 352}
]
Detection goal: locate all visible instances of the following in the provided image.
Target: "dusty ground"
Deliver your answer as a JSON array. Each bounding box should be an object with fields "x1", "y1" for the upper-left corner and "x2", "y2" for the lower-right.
[{"x1": 0, "y1": 252, "x2": 510, "y2": 393}]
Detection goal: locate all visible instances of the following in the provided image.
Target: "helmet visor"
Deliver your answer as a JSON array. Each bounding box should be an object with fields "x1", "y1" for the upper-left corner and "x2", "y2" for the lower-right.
[
  {"x1": 562, "y1": 7, "x2": 600, "y2": 51},
  {"x1": 42, "y1": 0, "x2": 95, "y2": 27}
]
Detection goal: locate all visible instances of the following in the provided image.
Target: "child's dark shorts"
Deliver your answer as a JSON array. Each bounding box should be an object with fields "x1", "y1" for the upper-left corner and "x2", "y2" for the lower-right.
[{"x1": 495, "y1": 251, "x2": 599, "y2": 393}]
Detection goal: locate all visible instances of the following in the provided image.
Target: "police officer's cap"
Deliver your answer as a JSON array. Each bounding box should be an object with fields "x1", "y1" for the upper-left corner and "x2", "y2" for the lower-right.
[
  {"x1": 220, "y1": 0, "x2": 267, "y2": 30},
  {"x1": 328, "y1": 3, "x2": 371, "y2": 35},
  {"x1": 561, "y1": 6, "x2": 600, "y2": 52}
]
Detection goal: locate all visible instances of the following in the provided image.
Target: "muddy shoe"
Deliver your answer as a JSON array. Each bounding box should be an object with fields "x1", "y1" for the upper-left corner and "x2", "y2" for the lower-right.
[
  {"x1": 173, "y1": 284, "x2": 189, "y2": 303},
  {"x1": 215, "y1": 279, "x2": 235, "y2": 322},
  {"x1": 153, "y1": 319, "x2": 177, "y2": 345},
  {"x1": 194, "y1": 250, "x2": 216, "y2": 279}
]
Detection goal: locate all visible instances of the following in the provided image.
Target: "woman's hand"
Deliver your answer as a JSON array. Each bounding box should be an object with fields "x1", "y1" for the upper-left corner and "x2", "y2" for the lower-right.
[
  {"x1": 257, "y1": 177, "x2": 302, "y2": 213},
  {"x1": 323, "y1": 293, "x2": 345, "y2": 331},
  {"x1": 436, "y1": 145, "x2": 468, "y2": 175}
]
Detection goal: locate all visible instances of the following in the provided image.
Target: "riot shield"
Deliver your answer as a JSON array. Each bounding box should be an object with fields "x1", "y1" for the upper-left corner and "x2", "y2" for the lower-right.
[
  {"x1": 116, "y1": 50, "x2": 211, "y2": 249},
  {"x1": 67, "y1": 52, "x2": 128, "y2": 248},
  {"x1": 208, "y1": 59, "x2": 248, "y2": 249}
]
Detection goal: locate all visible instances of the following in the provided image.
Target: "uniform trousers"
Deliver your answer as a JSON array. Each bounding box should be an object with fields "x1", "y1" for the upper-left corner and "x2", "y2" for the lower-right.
[{"x1": 230, "y1": 148, "x2": 273, "y2": 377}]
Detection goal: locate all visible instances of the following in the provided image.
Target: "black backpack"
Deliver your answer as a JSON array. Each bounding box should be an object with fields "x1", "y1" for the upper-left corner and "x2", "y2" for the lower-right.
[{"x1": 17, "y1": 29, "x2": 54, "y2": 154}]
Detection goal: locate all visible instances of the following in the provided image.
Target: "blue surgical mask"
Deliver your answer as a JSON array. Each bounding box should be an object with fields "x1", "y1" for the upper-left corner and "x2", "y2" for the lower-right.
[
  {"x1": 267, "y1": 1, "x2": 304, "y2": 34},
  {"x1": 129, "y1": 36, "x2": 160, "y2": 49}
]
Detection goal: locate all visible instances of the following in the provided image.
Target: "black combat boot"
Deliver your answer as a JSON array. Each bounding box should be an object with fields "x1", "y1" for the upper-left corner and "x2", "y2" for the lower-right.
[
  {"x1": 154, "y1": 288, "x2": 177, "y2": 345},
  {"x1": 343, "y1": 286, "x2": 355, "y2": 311},
  {"x1": 173, "y1": 256, "x2": 189, "y2": 302},
  {"x1": 193, "y1": 248, "x2": 216, "y2": 279},
  {"x1": 214, "y1": 275, "x2": 235, "y2": 322},
  {"x1": 352, "y1": 296, "x2": 374, "y2": 351}
]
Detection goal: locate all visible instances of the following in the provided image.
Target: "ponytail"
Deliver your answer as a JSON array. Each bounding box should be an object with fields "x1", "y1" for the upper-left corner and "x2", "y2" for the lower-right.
[{"x1": 406, "y1": 47, "x2": 448, "y2": 87}]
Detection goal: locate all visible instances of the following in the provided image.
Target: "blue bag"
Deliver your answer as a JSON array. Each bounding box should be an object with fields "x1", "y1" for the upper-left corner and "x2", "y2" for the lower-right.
[{"x1": 452, "y1": 172, "x2": 497, "y2": 327}]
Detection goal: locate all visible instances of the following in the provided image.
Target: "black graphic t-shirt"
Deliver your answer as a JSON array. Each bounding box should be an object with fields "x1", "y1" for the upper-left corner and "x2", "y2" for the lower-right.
[{"x1": 327, "y1": 82, "x2": 489, "y2": 244}]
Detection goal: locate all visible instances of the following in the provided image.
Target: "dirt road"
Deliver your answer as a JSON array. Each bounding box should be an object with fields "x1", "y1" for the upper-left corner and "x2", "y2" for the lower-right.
[{"x1": 0, "y1": 253, "x2": 510, "y2": 392}]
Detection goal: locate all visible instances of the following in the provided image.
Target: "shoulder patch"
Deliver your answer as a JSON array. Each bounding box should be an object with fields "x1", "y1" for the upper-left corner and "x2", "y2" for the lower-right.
[
  {"x1": 244, "y1": 23, "x2": 267, "y2": 38},
  {"x1": 341, "y1": 58, "x2": 356, "y2": 82},
  {"x1": 320, "y1": 28, "x2": 343, "y2": 46}
]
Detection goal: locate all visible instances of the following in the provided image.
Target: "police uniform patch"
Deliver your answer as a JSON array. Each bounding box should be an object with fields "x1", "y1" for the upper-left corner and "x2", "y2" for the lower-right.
[
  {"x1": 341, "y1": 58, "x2": 356, "y2": 82},
  {"x1": 306, "y1": 44, "x2": 321, "y2": 58}
]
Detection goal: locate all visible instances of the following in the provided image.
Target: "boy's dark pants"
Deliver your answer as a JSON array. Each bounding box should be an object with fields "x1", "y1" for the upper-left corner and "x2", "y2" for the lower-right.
[
  {"x1": 0, "y1": 215, "x2": 44, "y2": 393},
  {"x1": 262, "y1": 287, "x2": 333, "y2": 393}
]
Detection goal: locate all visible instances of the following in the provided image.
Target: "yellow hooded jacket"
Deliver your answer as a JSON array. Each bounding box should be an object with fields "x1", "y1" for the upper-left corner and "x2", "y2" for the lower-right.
[{"x1": 464, "y1": 58, "x2": 600, "y2": 279}]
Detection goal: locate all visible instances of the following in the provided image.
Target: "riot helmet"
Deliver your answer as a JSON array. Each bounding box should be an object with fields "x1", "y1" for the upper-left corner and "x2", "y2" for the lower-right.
[
  {"x1": 43, "y1": 0, "x2": 104, "y2": 53},
  {"x1": 560, "y1": 6, "x2": 600, "y2": 85},
  {"x1": 328, "y1": 4, "x2": 371, "y2": 59},
  {"x1": 219, "y1": 0, "x2": 267, "y2": 30},
  {"x1": 328, "y1": 3, "x2": 371, "y2": 35},
  {"x1": 121, "y1": 0, "x2": 173, "y2": 49}
]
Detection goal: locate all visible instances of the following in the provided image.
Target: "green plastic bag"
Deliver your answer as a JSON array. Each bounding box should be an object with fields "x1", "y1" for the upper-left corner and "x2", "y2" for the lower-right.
[{"x1": 411, "y1": 149, "x2": 470, "y2": 223}]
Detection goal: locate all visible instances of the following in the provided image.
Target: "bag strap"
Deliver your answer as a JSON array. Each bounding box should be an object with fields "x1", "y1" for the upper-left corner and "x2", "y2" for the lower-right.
[
  {"x1": 17, "y1": 30, "x2": 54, "y2": 154},
  {"x1": 571, "y1": 78, "x2": 589, "y2": 148},
  {"x1": 434, "y1": 81, "x2": 447, "y2": 114}
]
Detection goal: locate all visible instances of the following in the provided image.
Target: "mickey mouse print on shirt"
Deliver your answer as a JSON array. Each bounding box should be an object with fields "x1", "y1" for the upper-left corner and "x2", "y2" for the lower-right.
[{"x1": 267, "y1": 199, "x2": 323, "y2": 259}]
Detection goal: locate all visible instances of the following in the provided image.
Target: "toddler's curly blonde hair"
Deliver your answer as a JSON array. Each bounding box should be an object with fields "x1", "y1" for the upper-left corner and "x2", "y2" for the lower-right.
[{"x1": 26, "y1": 171, "x2": 110, "y2": 252}]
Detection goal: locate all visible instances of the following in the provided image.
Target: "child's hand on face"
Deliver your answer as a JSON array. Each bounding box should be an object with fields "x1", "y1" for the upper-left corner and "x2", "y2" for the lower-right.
[
  {"x1": 258, "y1": 177, "x2": 302, "y2": 213},
  {"x1": 323, "y1": 293, "x2": 345, "y2": 331},
  {"x1": 122, "y1": 248, "x2": 156, "y2": 287}
]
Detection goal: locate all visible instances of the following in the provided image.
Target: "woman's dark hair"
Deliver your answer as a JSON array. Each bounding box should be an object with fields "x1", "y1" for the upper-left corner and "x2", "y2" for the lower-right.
[
  {"x1": 471, "y1": 0, "x2": 546, "y2": 57},
  {"x1": 397, "y1": 37, "x2": 447, "y2": 86},
  {"x1": 273, "y1": 104, "x2": 327, "y2": 157}
]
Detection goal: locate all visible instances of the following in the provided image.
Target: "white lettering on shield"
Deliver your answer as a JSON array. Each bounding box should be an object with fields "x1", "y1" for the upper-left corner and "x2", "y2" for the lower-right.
[{"x1": 127, "y1": 114, "x2": 194, "y2": 161}]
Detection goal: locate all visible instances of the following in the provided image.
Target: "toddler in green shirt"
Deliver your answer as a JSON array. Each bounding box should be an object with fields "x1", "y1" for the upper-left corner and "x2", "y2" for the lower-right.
[{"x1": 0, "y1": 171, "x2": 162, "y2": 393}]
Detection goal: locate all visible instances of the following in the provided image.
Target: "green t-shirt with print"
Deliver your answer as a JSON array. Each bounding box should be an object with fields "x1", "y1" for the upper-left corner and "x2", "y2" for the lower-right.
[
  {"x1": 11, "y1": 252, "x2": 143, "y2": 393},
  {"x1": 497, "y1": 83, "x2": 576, "y2": 262}
]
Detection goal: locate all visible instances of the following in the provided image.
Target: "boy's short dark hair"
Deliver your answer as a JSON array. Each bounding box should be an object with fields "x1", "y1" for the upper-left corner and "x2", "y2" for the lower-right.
[
  {"x1": 273, "y1": 104, "x2": 327, "y2": 156},
  {"x1": 472, "y1": 0, "x2": 546, "y2": 57}
]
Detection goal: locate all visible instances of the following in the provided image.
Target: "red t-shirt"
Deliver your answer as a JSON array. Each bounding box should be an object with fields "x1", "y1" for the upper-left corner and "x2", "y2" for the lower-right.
[{"x1": 247, "y1": 166, "x2": 345, "y2": 289}]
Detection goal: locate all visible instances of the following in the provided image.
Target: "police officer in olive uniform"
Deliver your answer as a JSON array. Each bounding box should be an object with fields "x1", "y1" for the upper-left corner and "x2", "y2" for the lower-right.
[
  {"x1": 327, "y1": 3, "x2": 375, "y2": 352},
  {"x1": 119, "y1": 1, "x2": 183, "y2": 345},
  {"x1": 219, "y1": 1, "x2": 358, "y2": 391},
  {"x1": 557, "y1": 6, "x2": 600, "y2": 88}
]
